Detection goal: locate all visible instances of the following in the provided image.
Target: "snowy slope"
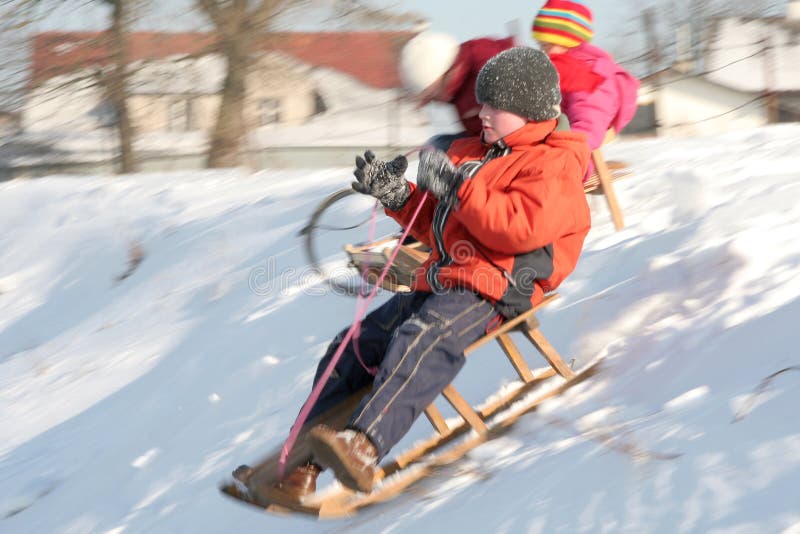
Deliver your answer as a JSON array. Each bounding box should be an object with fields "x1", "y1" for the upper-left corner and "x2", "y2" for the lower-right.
[{"x1": 1, "y1": 125, "x2": 800, "y2": 533}]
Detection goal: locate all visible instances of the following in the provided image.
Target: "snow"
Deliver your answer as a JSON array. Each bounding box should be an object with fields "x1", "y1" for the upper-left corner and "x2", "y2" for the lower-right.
[{"x1": 2, "y1": 124, "x2": 800, "y2": 532}]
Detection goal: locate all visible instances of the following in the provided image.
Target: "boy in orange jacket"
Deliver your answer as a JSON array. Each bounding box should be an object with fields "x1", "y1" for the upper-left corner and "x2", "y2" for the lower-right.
[{"x1": 270, "y1": 47, "x2": 591, "y2": 500}]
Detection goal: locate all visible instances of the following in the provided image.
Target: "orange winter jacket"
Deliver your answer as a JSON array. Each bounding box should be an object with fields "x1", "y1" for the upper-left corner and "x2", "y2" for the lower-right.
[{"x1": 389, "y1": 120, "x2": 591, "y2": 318}]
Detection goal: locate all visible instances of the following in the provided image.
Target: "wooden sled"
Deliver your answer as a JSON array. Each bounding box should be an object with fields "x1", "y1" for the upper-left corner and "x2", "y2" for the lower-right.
[{"x1": 220, "y1": 292, "x2": 600, "y2": 518}]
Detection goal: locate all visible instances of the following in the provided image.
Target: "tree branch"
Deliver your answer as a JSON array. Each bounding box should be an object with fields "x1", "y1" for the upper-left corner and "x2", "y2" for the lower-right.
[
  {"x1": 242, "y1": 0, "x2": 289, "y2": 36},
  {"x1": 197, "y1": 0, "x2": 225, "y2": 29}
]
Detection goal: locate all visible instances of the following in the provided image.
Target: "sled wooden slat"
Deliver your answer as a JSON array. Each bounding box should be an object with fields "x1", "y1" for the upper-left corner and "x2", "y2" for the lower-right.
[
  {"x1": 440, "y1": 384, "x2": 488, "y2": 434},
  {"x1": 496, "y1": 333, "x2": 536, "y2": 383},
  {"x1": 583, "y1": 160, "x2": 630, "y2": 193},
  {"x1": 388, "y1": 363, "x2": 557, "y2": 471},
  {"x1": 222, "y1": 362, "x2": 580, "y2": 518},
  {"x1": 523, "y1": 328, "x2": 575, "y2": 380},
  {"x1": 315, "y1": 360, "x2": 602, "y2": 519},
  {"x1": 423, "y1": 403, "x2": 450, "y2": 435},
  {"x1": 592, "y1": 148, "x2": 625, "y2": 230},
  {"x1": 464, "y1": 293, "x2": 559, "y2": 354},
  {"x1": 343, "y1": 241, "x2": 429, "y2": 292},
  {"x1": 423, "y1": 293, "x2": 573, "y2": 432}
]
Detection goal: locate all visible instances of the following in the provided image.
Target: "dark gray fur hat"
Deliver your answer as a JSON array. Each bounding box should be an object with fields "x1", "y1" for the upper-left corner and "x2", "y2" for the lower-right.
[{"x1": 475, "y1": 47, "x2": 561, "y2": 122}]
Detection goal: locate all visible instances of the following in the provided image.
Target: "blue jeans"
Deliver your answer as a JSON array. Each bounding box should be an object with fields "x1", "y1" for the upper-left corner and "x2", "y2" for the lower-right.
[{"x1": 307, "y1": 290, "x2": 495, "y2": 459}]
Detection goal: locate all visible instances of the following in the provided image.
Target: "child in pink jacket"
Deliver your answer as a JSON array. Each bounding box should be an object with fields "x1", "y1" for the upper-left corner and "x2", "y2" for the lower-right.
[{"x1": 533, "y1": 0, "x2": 639, "y2": 180}]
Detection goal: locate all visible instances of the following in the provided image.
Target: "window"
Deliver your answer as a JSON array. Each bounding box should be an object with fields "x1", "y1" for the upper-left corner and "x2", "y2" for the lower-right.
[
  {"x1": 259, "y1": 98, "x2": 280, "y2": 126},
  {"x1": 168, "y1": 98, "x2": 192, "y2": 132}
]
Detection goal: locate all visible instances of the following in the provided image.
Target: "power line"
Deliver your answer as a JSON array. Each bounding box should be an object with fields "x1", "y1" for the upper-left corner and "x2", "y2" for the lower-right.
[
  {"x1": 703, "y1": 45, "x2": 766, "y2": 75},
  {"x1": 648, "y1": 40, "x2": 771, "y2": 89},
  {"x1": 663, "y1": 95, "x2": 767, "y2": 128}
]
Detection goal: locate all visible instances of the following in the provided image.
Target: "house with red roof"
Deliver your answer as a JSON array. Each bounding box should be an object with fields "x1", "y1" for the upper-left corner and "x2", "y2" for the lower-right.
[{"x1": 23, "y1": 31, "x2": 431, "y2": 154}]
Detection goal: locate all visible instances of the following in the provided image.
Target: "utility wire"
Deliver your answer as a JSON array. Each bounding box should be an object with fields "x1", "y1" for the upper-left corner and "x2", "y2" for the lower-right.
[{"x1": 664, "y1": 95, "x2": 766, "y2": 128}]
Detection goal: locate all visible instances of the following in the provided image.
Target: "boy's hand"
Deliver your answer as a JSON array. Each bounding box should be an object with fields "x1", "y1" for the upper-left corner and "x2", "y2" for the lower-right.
[
  {"x1": 416, "y1": 149, "x2": 464, "y2": 206},
  {"x1": 351, "y1": 150, "x2": 410, "y2": 211}
]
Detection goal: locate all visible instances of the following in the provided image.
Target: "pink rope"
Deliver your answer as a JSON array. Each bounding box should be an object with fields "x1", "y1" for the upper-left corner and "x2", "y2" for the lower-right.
[
  {"x1": 351, "y1": 202, "x2": 380, "y2": 376},
  {"x1": 277, "y1": 191, "x2": 429, "y2": 478}
]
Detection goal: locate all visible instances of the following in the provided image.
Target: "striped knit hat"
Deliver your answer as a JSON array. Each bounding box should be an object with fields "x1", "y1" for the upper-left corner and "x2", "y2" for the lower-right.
[{"x1": 532, "y1": 0, "x2": 594, "y2": 48}]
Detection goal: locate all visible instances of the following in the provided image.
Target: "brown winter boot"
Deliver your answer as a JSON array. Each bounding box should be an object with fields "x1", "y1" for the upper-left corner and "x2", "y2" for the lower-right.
[
  {"x1": 235, "y1": 462, "x2": 321, "y2": 505},
  {"x1": 263, "y1": 463, "x2": 321, "y2": 502},
  {"x1": 308, "y1": 424, "x2": 378, "y2": 493}
]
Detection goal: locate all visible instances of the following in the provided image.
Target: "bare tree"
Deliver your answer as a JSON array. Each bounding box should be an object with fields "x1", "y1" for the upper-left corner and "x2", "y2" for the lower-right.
[
  {"x1": 0, "y1": 2, "x2": 41, "y2": 114},
  {"x1": 633, "y1": 0, "x2": 783, "y2": 75},
  {"x1": 103, "y1": 0, "x2": 136, "y2": 173},
  {"x1": 7, "y1": 0, "x2": 144, "y2": 173},
  {"x1": 197, "y1": 0, "x2": 300, "y2": 168},
  {"x1": 327, "y1": 0, "x2": 425, "y2": 29},
  {"x1": 196, "y1": 0, "x2": 423, "y2": 168}
]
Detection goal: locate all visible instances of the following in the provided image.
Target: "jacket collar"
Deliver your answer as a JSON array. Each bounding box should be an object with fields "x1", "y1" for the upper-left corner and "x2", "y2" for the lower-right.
[{"x1": 493, "y1": 119, "x2": 558, "y2": 149}]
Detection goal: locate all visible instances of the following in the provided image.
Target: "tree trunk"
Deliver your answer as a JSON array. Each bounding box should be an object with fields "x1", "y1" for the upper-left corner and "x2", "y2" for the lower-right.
[
  {"x1": 108, "y1": 0, "x2": 136, "y2": 173},
  {"x1": 199, "y1": 0, "x2": 291, "y2": 169},
  {"x1": 207, "y1": 39, "x2": 248, "y2": 168}
]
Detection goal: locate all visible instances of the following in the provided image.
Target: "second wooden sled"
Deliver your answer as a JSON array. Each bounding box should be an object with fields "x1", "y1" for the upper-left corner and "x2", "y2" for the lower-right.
[{"x1": 583, "y1": 129, "x2": 632, "y2": 231}]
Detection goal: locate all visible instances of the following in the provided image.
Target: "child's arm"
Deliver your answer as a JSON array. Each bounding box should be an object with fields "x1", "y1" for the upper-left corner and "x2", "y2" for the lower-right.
[
  {"x1": 563, "y1": 85, "x2": 618, "y2": 151},
  {"x1": 452, "y1": 161, "x2": 582, "y2": 254},
  {"x1": 385, "y1": 183, "x2": 435, "y2": 247}
]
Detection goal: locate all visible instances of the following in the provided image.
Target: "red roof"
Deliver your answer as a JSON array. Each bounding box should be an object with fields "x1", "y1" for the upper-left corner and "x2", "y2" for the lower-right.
[{"x1": 31, "y1": 31, "x2": 417, "y2": 89}]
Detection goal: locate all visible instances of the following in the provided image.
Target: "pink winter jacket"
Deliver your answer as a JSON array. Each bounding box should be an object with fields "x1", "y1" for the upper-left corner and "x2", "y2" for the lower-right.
[{"x1": 559, "y1": 43, "x2": 639, "y2": 154}]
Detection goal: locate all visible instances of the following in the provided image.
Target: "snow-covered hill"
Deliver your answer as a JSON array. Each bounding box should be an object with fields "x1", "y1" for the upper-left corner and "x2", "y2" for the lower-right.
[{"x1": 1, "y1": 125, "x2": 799, "y2": 533}]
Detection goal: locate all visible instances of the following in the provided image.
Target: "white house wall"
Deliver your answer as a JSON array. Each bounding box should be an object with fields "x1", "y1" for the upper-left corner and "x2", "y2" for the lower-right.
[
  {"x1": 191, "y1": 95, "x2": 220, "y2": 132},
  {"x1": 706, "y1": 18, "x2": 800, "y2": 92},
  {"x1": 24, "y1": 75, "x2": 106, "y2": 132},
  {"x1": 247, "y1": 66, "x2": 431, "y2": 148},
  {"x1": 243, "y1": 55, "x2": 316, "y2": 127},
  {"x1": 657, "y1": 77, "x2": 765, "y2": 137},
  {"x1": 127, "y1": 94, "x2": 220, "y2": 133}
]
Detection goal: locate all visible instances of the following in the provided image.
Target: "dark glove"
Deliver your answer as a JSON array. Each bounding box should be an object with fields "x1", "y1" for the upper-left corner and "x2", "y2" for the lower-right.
[
  {"x1": 416, "y1": 149, "x2": 464, "y2": 206},
  {"x1": 351, "y1": 150, "x2": 410, "y2": 211}
]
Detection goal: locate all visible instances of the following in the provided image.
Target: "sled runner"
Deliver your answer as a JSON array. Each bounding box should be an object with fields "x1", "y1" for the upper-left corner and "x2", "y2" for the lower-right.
[{"x1": 220, "y1": 290, "x2": 601, "y2": 518}]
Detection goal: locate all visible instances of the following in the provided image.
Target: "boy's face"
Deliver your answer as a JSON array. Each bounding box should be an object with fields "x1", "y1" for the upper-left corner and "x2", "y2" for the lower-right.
[{"x1": 479, "y1": 104, "x2": 527, "y2": 144}]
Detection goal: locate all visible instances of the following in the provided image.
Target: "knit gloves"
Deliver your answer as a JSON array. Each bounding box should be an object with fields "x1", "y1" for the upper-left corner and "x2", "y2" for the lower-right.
[
  {"x1": 351, "y1": 150, "x2": 410, "y2": 211},
  {"x1": 416, "y1": 149, "x2": 464, "y2": 206}
]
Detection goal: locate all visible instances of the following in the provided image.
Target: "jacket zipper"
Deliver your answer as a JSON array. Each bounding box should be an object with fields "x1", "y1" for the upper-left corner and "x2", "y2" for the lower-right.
[{"x1": 427, "y1": 141, "x2": 511, "y2": 289}]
